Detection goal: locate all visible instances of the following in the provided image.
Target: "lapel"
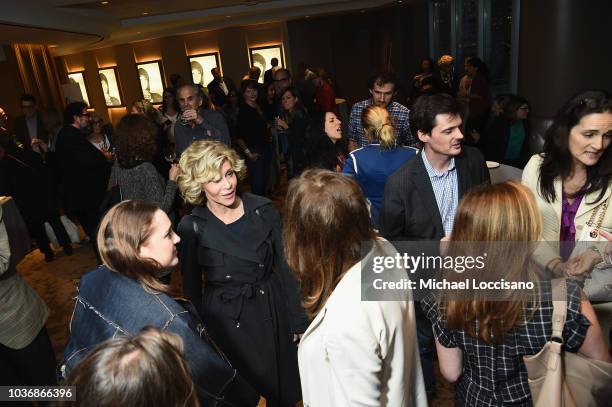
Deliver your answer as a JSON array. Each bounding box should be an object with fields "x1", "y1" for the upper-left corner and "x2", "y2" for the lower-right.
[
  {"x1": 299, "y1": 307, "x2": 326, "y2": 345},
  {"x1": 454, "y1": 150, "x2": 471, "y2": 199},
  {"x1": 576, "y1": 184, "x2": 611, "y2": 220},
  {"x1": 552, "y1": 177, "x2": 563, "y2": 221},
  {"x1": 411, "y1": 153, "x2": 444, "y2": 234},
  {"x1": 191, "y1": 194, "x2": 273, "y2": 263}
]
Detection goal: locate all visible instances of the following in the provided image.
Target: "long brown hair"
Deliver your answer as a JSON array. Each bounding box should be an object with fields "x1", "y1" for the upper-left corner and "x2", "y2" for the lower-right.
[
  {"x1": 440, "y1": 181, "x2": 541, "y2": 344},
  {"x1": 97, "y1": 200, "x2": 180, "y2": 298},
  {"x1": 59, "y1": 327, "x2": 198, "y2": 407},
  {"x1": 284, "y1": 169, "x2": 376, "y2": 319}
]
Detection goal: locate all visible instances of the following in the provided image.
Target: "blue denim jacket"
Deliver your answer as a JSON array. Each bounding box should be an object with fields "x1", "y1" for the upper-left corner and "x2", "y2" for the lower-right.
[{"x1": 60, "y1": 266, "x2": 257, "y2": 406}]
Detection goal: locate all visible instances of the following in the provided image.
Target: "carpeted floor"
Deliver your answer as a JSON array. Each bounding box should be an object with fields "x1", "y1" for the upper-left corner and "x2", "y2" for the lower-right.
[
  {"x1": 19, "y1": 242, "x2": 454, "y2": 407},
  {"x1": 18, "y1": 183, "x2": 453, "y2": 406}
]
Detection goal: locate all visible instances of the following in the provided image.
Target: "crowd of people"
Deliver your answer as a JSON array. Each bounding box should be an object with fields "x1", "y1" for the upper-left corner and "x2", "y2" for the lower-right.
[{"x1": 0, "y1": 55, "x2": 611, "y2": 407}]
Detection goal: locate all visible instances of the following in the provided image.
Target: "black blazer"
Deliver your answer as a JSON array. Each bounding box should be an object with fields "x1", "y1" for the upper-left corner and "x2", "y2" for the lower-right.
[
  {"x1": 380, "y1": 145, "x2": 490, "y2": 241},
  {"x1": 55, "y1": 125, "x2": 111, "y2": 212},
  {"x1": 13, "y1": 113, "x2": 48, "y2": 149},
  {"x1": 207, "y1": 78, "x2": 236, "y2": 108},
  {"x1": 263, "y1": 68, "x2": 274, "y2": 84}
]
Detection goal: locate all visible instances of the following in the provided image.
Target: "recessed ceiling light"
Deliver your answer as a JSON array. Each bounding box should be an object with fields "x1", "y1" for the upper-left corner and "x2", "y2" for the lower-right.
[
  {"x1": 305, "y1": 15, "x2": 310, "y2": 18},
  {"x1": 143, "y1": 12, "x2": 148, "y2": 15},
  {"x1": 225, "y1": 15, "x2": 231, "y2": 18},
  {"x1": 136, "y1": 31, "x2": 141, "y2": 34},
  {"x1": 100, "y1": 1, "x2": 109, "y2": 4}
]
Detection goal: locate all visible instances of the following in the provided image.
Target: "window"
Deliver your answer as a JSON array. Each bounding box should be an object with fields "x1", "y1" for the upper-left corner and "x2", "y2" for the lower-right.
[{"x1": 429, "y1": 0, "x2": 519, "y2": 93}]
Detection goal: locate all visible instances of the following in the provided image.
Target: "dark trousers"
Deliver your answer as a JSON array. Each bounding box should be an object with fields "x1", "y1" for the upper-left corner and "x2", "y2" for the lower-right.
[
  {"x1": 24, "y1": 215, "x2": 71, "y2": 255},
  {"x1": 71, "y1": 208, "x2": 101, "y2": 262},
  {"x1": 416, "y1": 304, "x2": 436, "y2": 397},
  {"x1": 246, "y1": 146, "x2": 272, "y2": 196},
  {"x1": 0, "y1": 327, "x2": 56, "y2": 406}
]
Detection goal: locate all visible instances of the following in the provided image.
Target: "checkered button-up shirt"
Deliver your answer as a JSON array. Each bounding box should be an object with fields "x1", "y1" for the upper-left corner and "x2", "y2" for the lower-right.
[
  {"x1": 421, "y1": 153, "x2": 458, "y2": 236},
  {"x1": 421, "y1": 280, "x2": 590, "y2": 406},
  {"x1": 348, "y1": 99, "x2": 416, "y2": 148}
]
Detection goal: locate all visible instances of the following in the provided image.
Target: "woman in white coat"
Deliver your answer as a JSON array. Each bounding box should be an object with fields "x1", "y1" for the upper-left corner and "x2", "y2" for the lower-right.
[
  {"x1": 283, "y1": 168, "x2": 427, "y2": 407},
  {"x1": 522, "y1": 89, "x2": 612, "y2": 280}
]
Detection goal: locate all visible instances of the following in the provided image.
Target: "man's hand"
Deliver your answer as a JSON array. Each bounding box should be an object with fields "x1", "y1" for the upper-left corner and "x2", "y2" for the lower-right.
[
  {"x1": 181, "y1": 109, "x2": 201, "y2": 125},
  {"x1": 247, "y1": 152, "x2": 260, "y2": 162},
  {"x1": 31, "y1": 138, "x2": 48, "y2": 152},
  {"x1": 100, "y1": 149, "x2": 114, "y2": 162}
]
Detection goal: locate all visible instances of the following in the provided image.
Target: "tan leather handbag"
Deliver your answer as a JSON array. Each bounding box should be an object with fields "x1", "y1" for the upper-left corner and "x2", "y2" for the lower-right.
[{"x1": 523, "y1": 278, "x2": 612, "y2": 407}]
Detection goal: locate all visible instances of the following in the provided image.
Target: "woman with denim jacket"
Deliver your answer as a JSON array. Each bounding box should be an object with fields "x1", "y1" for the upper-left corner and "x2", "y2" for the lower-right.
[{"x1": 60, "y1": 200, "x2": 258, "y2": 406}]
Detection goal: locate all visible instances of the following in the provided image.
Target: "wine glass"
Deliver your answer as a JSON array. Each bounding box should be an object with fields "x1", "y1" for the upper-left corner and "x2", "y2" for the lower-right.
[
  {"x1": 164, "y1": 143, "x2": 177, "y2": 163},
  {"x1": 165, "y1": 151, "x2": 177, "y2": 163}
]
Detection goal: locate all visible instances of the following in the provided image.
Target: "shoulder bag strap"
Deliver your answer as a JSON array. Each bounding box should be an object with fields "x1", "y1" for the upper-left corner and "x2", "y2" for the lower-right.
[{"x1": 550, "y1": 278, "x2": 568, "y2": 342}]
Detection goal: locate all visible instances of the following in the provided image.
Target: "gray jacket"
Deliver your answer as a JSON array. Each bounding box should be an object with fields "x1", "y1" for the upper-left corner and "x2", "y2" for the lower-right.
[{"x1": 108, "y1": 161, "x2": 177, "y2": 213}]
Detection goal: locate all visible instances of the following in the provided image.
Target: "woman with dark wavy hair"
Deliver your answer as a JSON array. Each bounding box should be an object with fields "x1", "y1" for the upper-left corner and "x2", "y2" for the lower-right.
[
  {"x1": 108, "y1": 114, "x2": 179, "y2": 214},
  {"x1": 522, "y1": 89, "x2": 612, "y2": 278}
]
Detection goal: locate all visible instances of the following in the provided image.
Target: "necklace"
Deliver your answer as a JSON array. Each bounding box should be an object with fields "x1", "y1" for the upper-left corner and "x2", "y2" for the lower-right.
[{"x1": 586, "y1": 199, "x2": 609, "y2": 238}]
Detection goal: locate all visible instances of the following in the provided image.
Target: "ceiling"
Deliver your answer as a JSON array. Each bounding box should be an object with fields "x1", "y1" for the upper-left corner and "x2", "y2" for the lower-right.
[{"x1": 1, "y1": 0, "x2": 414, "y2": 56}]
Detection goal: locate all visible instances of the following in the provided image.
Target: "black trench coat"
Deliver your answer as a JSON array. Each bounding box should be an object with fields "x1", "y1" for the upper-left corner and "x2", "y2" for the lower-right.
[{"x1": 178, "y1": 193, "x2": 308, "y2": 407}]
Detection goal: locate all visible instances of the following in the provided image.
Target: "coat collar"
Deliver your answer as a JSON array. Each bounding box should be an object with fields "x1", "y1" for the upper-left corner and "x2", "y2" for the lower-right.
[
  {"x1": 550, "y1": 178, "x2": 611, "y2": 220},
  {"x1": 576, "y1": 184, "x2": 611, "y2": 219},
  {"x1": 190, "y1": 193, "x2": 274, "y2": 263},
  {"x1": 410, "y1": 154, "x2": 445, "y2": 234},
  {"x1": 299, "y1": 240, "x2": 380, "y2": 345}
]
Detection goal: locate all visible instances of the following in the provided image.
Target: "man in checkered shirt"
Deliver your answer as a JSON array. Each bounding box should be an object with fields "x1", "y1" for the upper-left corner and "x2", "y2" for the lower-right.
[{"x1": 348, "y1": 72, "x2": 417, "y2": 151}]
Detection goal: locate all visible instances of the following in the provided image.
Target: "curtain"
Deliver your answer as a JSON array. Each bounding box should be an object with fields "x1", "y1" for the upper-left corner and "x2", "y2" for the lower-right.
[{"x1": 12, "y1": 44, "x2": 64, "y2": 114}]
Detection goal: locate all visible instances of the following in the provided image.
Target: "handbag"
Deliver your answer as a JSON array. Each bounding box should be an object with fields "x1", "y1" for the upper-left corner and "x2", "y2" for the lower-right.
[
  {"x1": 523, "y1": 278, "x2": 612, "y2": 407},
  {"x1": 571, "y1": 195, "x2": 612, "y2": 300}
]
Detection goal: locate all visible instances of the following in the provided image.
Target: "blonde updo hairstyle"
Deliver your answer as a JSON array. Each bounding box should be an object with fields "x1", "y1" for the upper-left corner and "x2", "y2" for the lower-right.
[
  {"x1": 361, "y1": 105, "x2": 397, "y2": 150},
  {"x1": 177, "y1": 141, "x2": 246, "y2": 205}
]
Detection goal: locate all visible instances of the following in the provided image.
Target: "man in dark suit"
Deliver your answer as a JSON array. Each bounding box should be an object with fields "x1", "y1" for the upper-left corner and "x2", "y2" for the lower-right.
[
  {"x1": 13, "y1": 94, "x2": 48, "y2": 152},
  {"x1": 55, "y1": 102, "x2": 111, "y2": 260},
  {"x1": 263, "y1": 57, "x2": 279, "y2": 85},
  {"x1": 207, "y1": 67, "x2": 236, "y2": 109},
  {"x1": 380, "y1": 93, "x2": 490, "y2": 399}
]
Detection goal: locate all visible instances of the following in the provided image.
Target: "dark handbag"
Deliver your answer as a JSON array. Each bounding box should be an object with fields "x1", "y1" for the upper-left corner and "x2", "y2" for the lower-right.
[{"x1": 99, "y1": 184, "x2": 122, "y2": 217}]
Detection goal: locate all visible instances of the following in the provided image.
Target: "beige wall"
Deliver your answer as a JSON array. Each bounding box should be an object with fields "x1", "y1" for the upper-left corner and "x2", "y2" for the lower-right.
[{"x1": 60, "y1": 23, "x2": 288, "y2": 125}]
